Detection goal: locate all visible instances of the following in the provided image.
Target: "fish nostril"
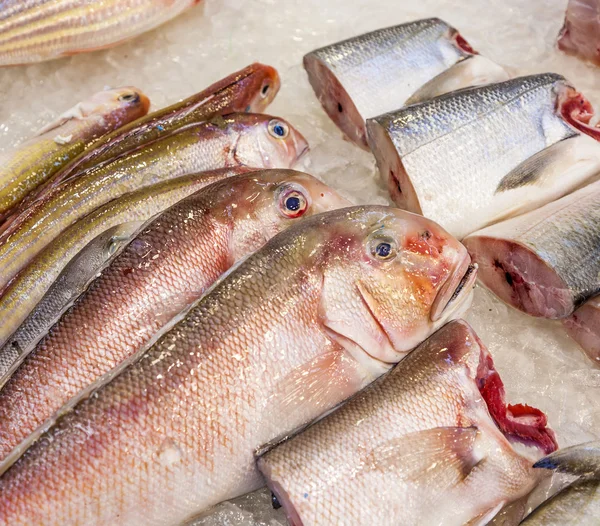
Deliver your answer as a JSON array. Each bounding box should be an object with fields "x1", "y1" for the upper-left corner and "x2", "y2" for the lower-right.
[{"x1": 337, "y1": 102, "x2": 343, "y2": 112}]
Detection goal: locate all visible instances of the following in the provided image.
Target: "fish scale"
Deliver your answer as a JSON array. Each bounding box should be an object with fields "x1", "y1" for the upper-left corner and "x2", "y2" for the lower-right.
[{"x1": 0, "y1": 205, "x2": 474, "y2": 525}]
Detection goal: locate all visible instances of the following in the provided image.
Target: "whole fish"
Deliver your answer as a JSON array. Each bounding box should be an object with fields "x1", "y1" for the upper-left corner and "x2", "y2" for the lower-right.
[
  {"x1": 0, "y1": 223, "x2": 139, "y2": 380},
  {"x1": 563, "y1": 296, "x2": 600, "y2": 365},
  {"x1": 11, "y1": 63, "x2": 280, "y2": 218},
  {"x1": 366, "y1": 73, "x2": 600, "y2": 239},
  {"x1": 523, "y1": 441, "x2": 600, "y2": 524},
  {"x1": 0, "y1": 206, "x2": 475, "y2": 525},
  {"x1": 0, "y1": 86, "x2": 149, "y2": 218},
  {"x1": 258, "y1": 320, "x2": 557, "y2": 526},
  {"x1": 0, "y1": 113, "x2": 307, "y2": 292},
  {"x1": 558, "y1": 0, "x2": 600, "y2": 67},
  {"x1": 303, "y1": 18, "x2": 508, "y2": 149},
  {"x1": 0, "y1": 169, "x2": 349, "y2": 462},
  {"x1": 0, "y1": 167, "x2": 250, "y2": 366},
  {"x1": 0, "y1": 0, "x2": 201, "y2": 66},
  {"x1": 463, "y1": 179, "x2": 600, "y2": 319}
]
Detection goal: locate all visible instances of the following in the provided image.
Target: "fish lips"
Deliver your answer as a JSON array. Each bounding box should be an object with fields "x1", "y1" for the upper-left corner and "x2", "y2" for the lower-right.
[{"x1": 430, "y1": 257, "x2": 478, "y2": 322}]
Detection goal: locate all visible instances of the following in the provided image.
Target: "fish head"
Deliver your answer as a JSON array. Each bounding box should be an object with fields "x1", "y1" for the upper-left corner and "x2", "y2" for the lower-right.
[
  {"x1": 315, "y1": 206, "x2": 476, "y2": 371},
  {"x1": 86, "y1": 87, "x2": 151, "y2": 127},
  {"x1": 223, "y1": 169, "x2": 351, "y2": 257},
  {"x1": 241, "y1": 63, "x2": 281, "y2": 112},
  {"x1": 227, "y1": 113, "x2": 309, "y2": 169}
]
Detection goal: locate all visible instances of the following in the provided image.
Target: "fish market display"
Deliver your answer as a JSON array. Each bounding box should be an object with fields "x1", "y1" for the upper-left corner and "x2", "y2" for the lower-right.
[
  {"x1": 14, "y1": 63, "x2": 280, "y2": 215},
  {"x1": 0, "y1": 169, "x2": 349, "y2": 462},
  {"x1": 367, "y1": 73, "x2": 600, "y2": 238},
  {"x1": 522, "y1": 441, "x2": 600, "y2": 524},
  {"x1": 0, "y1": 167, "x2": 250, "y2": 368},
  {"x1": 557, "y1": 0, "x2": 600, "y2": 67},
  {"x1": 0, "y1": 0, "x2": 202, "y2": 66},
  {"x1": 0, "y1": 86, "x2": 149, "y2": 218},
  {"x1": 0, "y1": 224, "x2": 138, "y2": 380},
  {"x1": 464, "y1": 180, "x2": 600, "y2": 319},
  {"x1": 258, "y1": 320, "x2": 557, "y2": 526},
  {"x1": 304, "y1": 18, "x2": 508, "y2": 149},
  {"x1": 0, "y1": 206, "x2": 475, "y2": 524},
  {"x1": 0, "y1": 113, "x2": 308, "y2": 292},
  {"x1": 563, "y1": 296, "x2": 600, "y2": 365}
]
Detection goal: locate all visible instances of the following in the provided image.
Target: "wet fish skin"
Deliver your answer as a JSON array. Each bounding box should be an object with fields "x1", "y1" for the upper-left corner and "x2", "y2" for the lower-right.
[
  {"x1": 303, "y1": 18, "x2": 508, "y2": 149},
  {"x1": 0, "y1": 167, "x2": 250, "y2": 373},
  {"x1": 0, "y1": 113, "x2": 308, "y2": 293},
  {"x1": 0, "y1": 0, "x2": 202, "y2": 66},
  {"x1": 523, "y1": 442, "x2": 600, "y2": 524},
  {"x1": 367, "y1": 73, "x2": 600, "y2": 239},
  {"x1": 557, "y1": 0, "x2": 600, "y2": 67},
  {"x1": 0, "y1": 86, "x2": 149, "y2": 218},
  {"x1": 0, "y1": 206, "x2": 474, "y2": 525},
  {"x1": 0, "y1": 169, "x2": 349, "y2": 463},
  {"x1": 15, "y1": 63, "x2": 281, "y2": 214},
  {"x1": 464, "y1": 179, "x2": 600, "y2": 319},
  {"x1": 563, "y1": 296, "x2": 600, "y2": 365},
  {"x1": 0, "y1": 223, "x2": 140, "y2": 381},
  {"x1": 258, "y1": 320, "x2": 557, "y2": 526}
]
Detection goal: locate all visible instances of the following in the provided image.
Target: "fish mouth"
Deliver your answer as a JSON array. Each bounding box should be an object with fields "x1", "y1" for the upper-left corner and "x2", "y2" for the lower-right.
[
  {"x1": 557, "y1": 83, "x2": 600, "y2": 142},
  {"x1": 430, "y1": 256, "x2": 478, "y2": 322}
]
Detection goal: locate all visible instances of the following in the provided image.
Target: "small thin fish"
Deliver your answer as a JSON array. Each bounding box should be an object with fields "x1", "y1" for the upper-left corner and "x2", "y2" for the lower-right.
[
  {"x1": 558, "y1": 0, "x2": 600, "y2": 67},
  {"x1": 0, "y1": 86, "x2": 149, "y2": 218},
  {"x1": 464, "y1": 179, "x2": 600, "y2": 319},
  {"x1": 0, "y1": 206, "x2": 474, "y2": 525},
  {"x1": 0, "y1": 167, "x2": 250, "y2": 367},
  {"x1": 258, "y1": 320, "x2": 557, "y2": 526},
  {"x1": 367, "y1": 73, "x2": 600, "y2": 239},
  {"x1": 0, "y1": 113, "x2": 308, "y2": 293},
  {"x1": 0, "y1": 0, "x2": 202, "y2": 66},
  {"x1": 303, "y1": 18, "x2": 508, "y2": 149},
  {"x1": 523, "y1": 442, "x2": 600, "y2": 524},
  {"x1": 563, "y1": 296, "x2": 600, "y2": 366}
]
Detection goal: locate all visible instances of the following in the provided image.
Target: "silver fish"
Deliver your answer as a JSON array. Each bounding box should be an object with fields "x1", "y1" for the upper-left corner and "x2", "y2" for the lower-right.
[
  {"x1": 303, "y1": 18, "x2": 508, "y2": 149},
  {"x1": 258, "y1": 320, "x2": 557, "y2": 526},
  {"x1": 563, "y1": 296, "x2": 600, "y2": 366},
  {"x1": 367, "y1": 73, "x2": 600, "y2": 238},
  {"x1": 464, "y1": 179, "x2": 600, "y2": 319},
  {"x1": 523, "y1": 441, "x2": 600, "y2": 525}
]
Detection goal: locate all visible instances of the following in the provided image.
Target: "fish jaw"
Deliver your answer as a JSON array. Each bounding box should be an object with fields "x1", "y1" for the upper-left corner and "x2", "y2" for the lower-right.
[
  {"x1": 258, "y1": 320, "x2": 556, "y2": 526},
  {"x1": 564, "y1": 296, "x2": 600, "y2": 365}
]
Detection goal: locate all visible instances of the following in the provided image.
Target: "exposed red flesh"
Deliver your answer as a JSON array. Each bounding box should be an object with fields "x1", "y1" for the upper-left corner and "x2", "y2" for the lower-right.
[
  {"x1": 477, "y1": 349, "x2": 558, "y2": 455},
  {"x1": 559, "y1": 87, "x2": 600, "y2": 141},
  {"x1": 452, "y1": 31, "x2": 478, "y2": 55}
]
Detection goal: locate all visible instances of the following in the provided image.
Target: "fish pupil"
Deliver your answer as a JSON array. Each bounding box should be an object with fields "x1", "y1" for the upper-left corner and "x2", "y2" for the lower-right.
[
  {"x1": 376, "y1": 242, "x2": 392, "y2": 258},
  {"x1": 286, "y1": 196, "x2": 301, "y2": 211},
  {"x1": 271, "y1": 492, "x2": 282, "y2": 509},
  {"x1": 262, "y1": 84, "x2": 270, "y2": 95},
  {"x1": 274, "y1": 124, "x2": 285, "y2": 137},
  {"x1": 337, "y1": 102, "x2": 343, "y2": 112}
]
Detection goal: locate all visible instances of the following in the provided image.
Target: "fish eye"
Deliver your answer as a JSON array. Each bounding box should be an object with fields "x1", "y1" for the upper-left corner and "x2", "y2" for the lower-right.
[
  {"x1": 368, "y1": 236, "x2": 398, "y2": 261},
  {"x1": 279, "y1": 186, "x2": 308, "y2": 218},
  {"x1": 261, "y1": 83, "x2": 270, "y2": 98},
  {"x1": 268, "y1": 119, "x2": 289, "y2": 139},
  {"x1": 119, "y1": 92, "x2": 139, "y2": 103}
]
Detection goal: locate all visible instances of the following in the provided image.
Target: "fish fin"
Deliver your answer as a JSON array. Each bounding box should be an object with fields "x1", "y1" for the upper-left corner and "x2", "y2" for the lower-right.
[
  {"x1": 35, "y1": 103, "x2": 87, "y2": 136},
  {"x1": 466, "y1": 502, "x2": 505, "y2": 526},
  {"x1": 533, "y1": 441, "x2": 600, "y2": 480},
  {"x1": 495, "y1": 140, "x2": 572, "y2": 193},
  {"x1": 367, "y1": 426, "x2": 479, "y2": 483}
]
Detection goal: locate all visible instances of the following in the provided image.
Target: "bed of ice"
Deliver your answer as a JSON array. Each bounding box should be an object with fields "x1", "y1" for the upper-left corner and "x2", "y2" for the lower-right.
[{"x1": 0, "y1": 0, "x2": 599, "y2": 524}]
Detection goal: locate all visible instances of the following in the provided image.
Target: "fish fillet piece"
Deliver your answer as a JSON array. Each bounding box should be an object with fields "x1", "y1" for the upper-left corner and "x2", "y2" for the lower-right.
[
  {"x1": 524, "y1": 442, "x2": 600, "y2": 524},
  {"x1": 464, "y1": 179, "x2": 600, "y2": 319},
  {"x1": 0, "y1": 0, "x2": 201, "y2": 66},
  {"x1": 0, "y1": 167, "x2": 250, "y2": 369},
  {"x1": 9, "y1": 63, "x2": 280, "y2": 220},
  {"x1": 558, "y1": 0, "x2": 600, "y2": 67},
  {"x1": 563, "y1": 296, "x2": 600, "y2": 366},
  {"x1": 0, "y1": 86, "x2": 149, "y2": 218},
  {"x1": 0, "y1": 113, "x2": 308, "y2": 293},
  {"x1": 0, "y1": 205, "x2": 475, "y2": 525},
  {"x1": 0, "y1": 169, "x2": 350, "y2": 463},
  {"x1": 259, "y1": 320, "x2": 557, "y2": 526},
  {"x1": 367, "y1": 73, "x2": 600, "y2": 239},
  {"x1": 303, "y1": 18, "x2": 509, "y2": 149}
]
